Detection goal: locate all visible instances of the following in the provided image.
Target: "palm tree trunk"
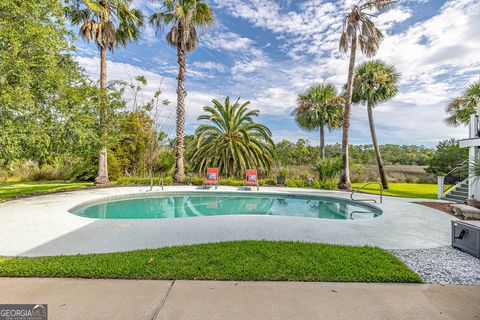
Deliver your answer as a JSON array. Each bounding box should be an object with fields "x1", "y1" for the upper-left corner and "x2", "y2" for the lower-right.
[
  {"x1": 338, "y1": 33, "x2": 356, "y2": 190},
  {"x1": 319, "y1": 125, "x2": 325, "y2": 159},
  {"x1": 173, "y1": 47, "x2": 186, "y2": 183},
  {"x1": 95, "y1": 46, "x2": 109, "y2": 186},
  {"x1": 367, "y1": 102, "x2": 388, "y2": 189}
]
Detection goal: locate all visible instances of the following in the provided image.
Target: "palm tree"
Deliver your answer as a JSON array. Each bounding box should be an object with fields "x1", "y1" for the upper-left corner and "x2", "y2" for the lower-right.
[
  {"x1": 150, "y1": 0, "x2": 214, "y2": 183},
  {"x1": 351, "y1": 60, "x2": 400, "y2": 189},
  {"x1": 338, "y1": 0, "x2": 394, "y2": 190},
  {"x1": 293, "y1": 84, "x2": 344, "y2": 159},
  {"x1": 67, "y1": 0, "x2": 143, "y2": 186},
  {"x1": 445, "y1": 81, "x2": 480, "y2": 127},
  {"x1": 191, "y1": 97, "x2": 274, "y2": 177}
]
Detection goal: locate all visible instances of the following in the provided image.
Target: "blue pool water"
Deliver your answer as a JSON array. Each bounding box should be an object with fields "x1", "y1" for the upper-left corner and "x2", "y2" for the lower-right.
[{"x1": 70, "y1": 192, "x2": 382, "y2": 220}]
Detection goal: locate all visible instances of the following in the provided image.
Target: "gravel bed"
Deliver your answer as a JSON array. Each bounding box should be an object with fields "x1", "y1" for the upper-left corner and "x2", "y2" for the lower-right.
[{"x1": 391, "y1": 246, "x2": 480, "y2": 285}]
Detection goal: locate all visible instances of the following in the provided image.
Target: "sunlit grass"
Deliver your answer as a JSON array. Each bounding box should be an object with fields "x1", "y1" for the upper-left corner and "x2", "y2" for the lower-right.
[
  {"x1": 0, "y1": 181, "x2": 92, "y2": 202},
  {"x1": 352, "y1": 183, "x2": 437, "y2": 199},
  {"x1": 0, "y1": 241, "x2": 421, "y2": 283}
]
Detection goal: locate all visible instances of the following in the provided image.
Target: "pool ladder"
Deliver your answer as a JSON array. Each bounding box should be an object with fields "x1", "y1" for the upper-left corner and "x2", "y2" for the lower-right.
[
  {"x1": 149, "y1": 178, "x2": 164, "y2": 192},
  {"x1": 350, "y1": 182, "x2": 383, "y2": 204}
]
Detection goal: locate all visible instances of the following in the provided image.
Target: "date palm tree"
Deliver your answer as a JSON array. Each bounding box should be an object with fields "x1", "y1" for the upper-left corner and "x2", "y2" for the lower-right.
[
  {"x1": 445, "y1": 81, "x2": 480, "y2": 127},
  {"x1": 338, "y1": 0, "x2": 394, "y2": 190},
  {"x1": 293, "y1": 84, "x2": 344, "y2": 159},
  {"x1": 191, "y1": 97, "x2": 274, "y2": 177},
  {"x1": 67, "y1": 0, "x2": 143, "y2": 186},
  {"x1": 351, "y1": 60, "x2": 400, "y2": 189},
  {"x1": 150, "y1": 0, "x2": 214, "y2": 183}
]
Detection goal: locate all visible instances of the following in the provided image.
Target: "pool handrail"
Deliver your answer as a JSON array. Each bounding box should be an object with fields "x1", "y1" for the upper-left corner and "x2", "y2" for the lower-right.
[
  {"x1": 350, "y1": 182, "x2": 383, "y2": 204},
  {"x1": 148, "y1": 177, "x2": 164, "y2": 191}
]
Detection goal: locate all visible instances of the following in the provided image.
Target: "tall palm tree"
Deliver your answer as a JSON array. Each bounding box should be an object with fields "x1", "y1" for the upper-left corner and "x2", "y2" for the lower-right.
[
  {"x1": 191, "y1": 97, "x2": 274, "y2": 177},
  {"x1": 150, "y1": 0, "x2": 214, "y2": 183},
  {"x1": 67, "y1": 0, "x2": 143, "y2": 186},
  {"x1": 293, "y1": 84, "x2": 344, "y2": 159},
  {"x1": 338, "y1": 0, "x2": 394, "y2": 190},
  {"x1": 351, "y1": 60, "x2": 400, "y2": 189},
  {"x1": 445, "y1": 81, "x2": 480, "y2": 127}
]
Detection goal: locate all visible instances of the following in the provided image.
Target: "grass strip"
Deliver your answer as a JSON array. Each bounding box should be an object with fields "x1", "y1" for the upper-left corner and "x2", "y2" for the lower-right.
[
  {"x1": 0, "y1": 241, "x2": 422, "y2": 283},
  {"x1": 352, "y1": 183, "x2": 437, "y2": 199},
  {"x1": 0, "y1": 181, "x2": 93, "y2": 202}
]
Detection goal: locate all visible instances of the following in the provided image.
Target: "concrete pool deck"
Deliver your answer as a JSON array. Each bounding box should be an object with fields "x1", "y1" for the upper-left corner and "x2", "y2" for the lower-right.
[
  {"x1": 0, "y1": 186, "x2": 455, "y2": 257},
  {"x1": 1, "y1": 278, "x2": 479, "y2": 320}
]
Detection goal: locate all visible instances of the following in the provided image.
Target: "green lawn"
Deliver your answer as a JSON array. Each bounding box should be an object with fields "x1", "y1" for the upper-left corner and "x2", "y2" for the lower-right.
[
  {"x1": 0, "y1": 181, "x2": 93, "y2": 202},
  {"x1": 351, "y1": 183, "x2": 437, "y2": 199},
  {"x1": 0, "y1": 241, "x2": 421, "y2": 283}
]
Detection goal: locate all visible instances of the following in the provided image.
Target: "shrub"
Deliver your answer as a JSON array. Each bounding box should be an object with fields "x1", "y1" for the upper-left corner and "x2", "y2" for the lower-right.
[
  {"x1": 319, "y1": 178, "x2": 337, "y2": 190},
  {"x1": 313, "y1": 158, "x2": 341, "y2": 180},
  {"x1": 425, "y1": 138, "x2": 467, "y2": 177},
  {"x1": 191, "y1": 177, "x2": 204, "y2": 186},
  {"x1": 156, "y1": 149, "x2": 175, "y2": 174},
  {"x1": 219, "y1": 179, "x2": 244, "y2": 186},
  {"x1": 259, "y1": 178, "x2": 276, "y2": 186},
  {"x1": 116, "y1": 176, "x2": 173, "y2": 186},
  {"x1": 107, "y1": 153, "x2": 121, "y2": 181},
  {"x1": 284, "y1": 178, "x2": 337, "y2": 190},
  {"x1": 277, "y1": 167, "x2": 289, "y2": 178}
]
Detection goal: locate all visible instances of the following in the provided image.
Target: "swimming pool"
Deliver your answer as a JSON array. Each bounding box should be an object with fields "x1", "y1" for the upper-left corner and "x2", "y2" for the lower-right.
[{"x1": 70, "y1": 192, "x2": 382, "y2": 220}]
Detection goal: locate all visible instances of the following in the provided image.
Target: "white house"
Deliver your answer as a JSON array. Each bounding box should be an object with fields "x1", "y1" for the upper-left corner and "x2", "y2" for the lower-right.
[{"x1": 439, "y1": 112, "x2": 480, "y2": 202}]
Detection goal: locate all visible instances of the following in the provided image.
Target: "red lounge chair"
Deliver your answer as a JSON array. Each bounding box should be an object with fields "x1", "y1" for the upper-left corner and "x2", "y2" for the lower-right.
[
  {"x1": 203, "y1": 168, "x2": 219, "y2": 189},
  {"x1": 245, "y1": 169, "x2": 259, "y2": 190}
]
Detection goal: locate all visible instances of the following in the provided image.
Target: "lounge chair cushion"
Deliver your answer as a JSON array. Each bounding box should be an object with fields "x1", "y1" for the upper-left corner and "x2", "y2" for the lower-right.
[{"x1": 207, "y1": 173, "x2": 217, "y2": 181}]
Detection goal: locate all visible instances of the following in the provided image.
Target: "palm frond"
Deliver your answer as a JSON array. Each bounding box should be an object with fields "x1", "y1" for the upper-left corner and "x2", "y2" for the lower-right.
[
  {"x1": 192, "y1": 97, "x2": 273, "y2": 177},
  {"x1": 66, "y1": 0, "x2": 143, "y2": 50},
  {"x1": 444, "y1": 81, "x2": 480, "y2": 127}
]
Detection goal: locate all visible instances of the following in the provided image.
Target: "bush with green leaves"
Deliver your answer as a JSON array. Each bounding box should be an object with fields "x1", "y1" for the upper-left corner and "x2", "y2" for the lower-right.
[
  {"x1": 116, "y1": 176, "x2": 173, "y2": 186},
  {"x1": 314, "y1": 158, "x2": 342, "y2": 180},
  {"x1": 425, "y1": 139, "x2": 468, "y2": 179},
  {"x1": 277, "y1": 167, "x2": 289, "y2": 178},
  {"x1": 285, "y1": 178, "x2": 337, "y2": 190}
]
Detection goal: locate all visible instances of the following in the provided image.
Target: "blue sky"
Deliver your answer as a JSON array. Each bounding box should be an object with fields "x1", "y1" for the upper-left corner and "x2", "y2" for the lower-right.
[{"x1": 74, "y1": 0, "x2": 480, "y2": 146}]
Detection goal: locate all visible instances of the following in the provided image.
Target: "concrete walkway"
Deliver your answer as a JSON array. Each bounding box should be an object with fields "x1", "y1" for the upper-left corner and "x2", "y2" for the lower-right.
[
  {"x1": 0, "y1": 278, "x2": 479, "y2": 320},
  {"x1": 0, "y1": 186, "x2": 455, "y2": 256}
]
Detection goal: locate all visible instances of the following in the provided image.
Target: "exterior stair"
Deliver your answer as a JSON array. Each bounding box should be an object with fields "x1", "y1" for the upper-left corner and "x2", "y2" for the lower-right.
[{"x1": 443, "y1": 182, "x2": 469, "y2": 203}]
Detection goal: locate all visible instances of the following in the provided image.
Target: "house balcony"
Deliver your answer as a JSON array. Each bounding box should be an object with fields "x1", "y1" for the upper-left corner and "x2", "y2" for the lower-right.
[{"x1": 459, "y1": 115, "x2": 480, "y2": 148}]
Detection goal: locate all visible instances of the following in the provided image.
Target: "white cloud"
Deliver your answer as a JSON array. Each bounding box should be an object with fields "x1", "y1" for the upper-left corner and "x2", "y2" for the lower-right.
[
  {"x1": 231, "y1": 48, "x2": 268, "y2": 75},
  {"x1": 203, "y1": 31, "x2": 255, "y2": 52},
  {"x1": 375, "y1": 8, "x2": 412, "y2": 31},
  {"x1": 191, "y1": 61, "x2": 226, "y2": 73},
  {"x1": 251, "y1": 87, "x2": 297, "y2": 115}
]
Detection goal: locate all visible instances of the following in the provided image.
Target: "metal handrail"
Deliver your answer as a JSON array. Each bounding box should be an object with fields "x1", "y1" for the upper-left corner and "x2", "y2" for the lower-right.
[
  {"x1": 443, "y1": 160, "x2": 468, "y2": 194},
  {"x1": 350, "y1": 210, "x2": 372, "y2": 220},
  {"x1": 444, "y1": 159, "x2": 468, "y2": 177},
  {"x1": 148, "y1": 177, "x2": 164, "y2": 191},
  {"x1": 443, "y1": 177, "x2": 469, "y2": 194},
  {"x1": 350, "y1": 182, "x2": 383, "y2": 204}
]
